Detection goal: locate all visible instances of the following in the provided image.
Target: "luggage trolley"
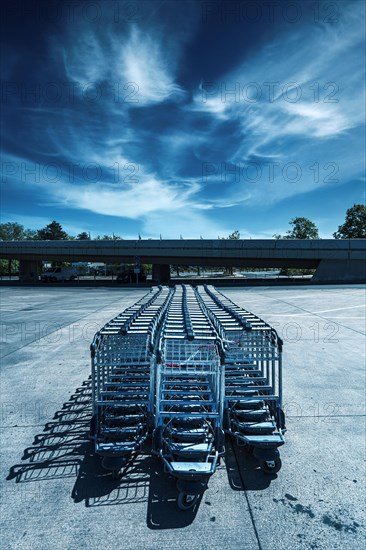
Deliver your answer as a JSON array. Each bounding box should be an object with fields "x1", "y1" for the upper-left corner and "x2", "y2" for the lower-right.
[
  {"x1": 153, "y1": 285, "x2": 225, "y2": 509},
  {"x1": 90, "y1": 286, "x2": 172, "y2": 477},
  {"x1": 196, "y1": 285, "x2": 286, "y2": 474}
]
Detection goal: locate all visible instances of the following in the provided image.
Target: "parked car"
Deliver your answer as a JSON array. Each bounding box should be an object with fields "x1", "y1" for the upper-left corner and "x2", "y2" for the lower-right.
[
  {"x1": 116, "y1": 270, "x2": 147, "y2": 283},
  {"x1": 41, "y1": 267, "x2": 78, "y2": 282}
]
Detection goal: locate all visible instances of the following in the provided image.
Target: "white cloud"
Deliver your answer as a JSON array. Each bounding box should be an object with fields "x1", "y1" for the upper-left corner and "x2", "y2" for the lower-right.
[
  {"x1": 61, "y1": 22, "x2": 184, "y2": 106},
  {"x1": 118, "y1": 26, "x2": 184, "y2": 105},
  {"x1": 62, "y1": 31, "x2": 110, "y2": 87},
  {"x1": 142, "y1": 210, "x2": 232, "y2": 239},
  {"x1": 277, "y1": 102, "x2": 352, "y2": 138},
  {"x1": 191, "y1": 1, "x2": 365, "y2": 140},
  {"x1": 5, "y1": 0, "x2": 364, "y2": 238},
  {"x1": 54, "y1": 177, "x2": 198, "y2": 218},
  {"x1": 186, "y1": 1, "x2": 365, "y2": 208},
  {"x1": 191, "y1": 86, "x2": 230, "y2": 119}
]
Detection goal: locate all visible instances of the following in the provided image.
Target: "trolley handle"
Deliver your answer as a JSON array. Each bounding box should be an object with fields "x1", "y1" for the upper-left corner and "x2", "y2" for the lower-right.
[
  {"x1": 271, "y1": 328, "x2": 283, "y2": 352},
  {"x1": 90, "y1": 332, "x2": 101, "y2": 357},
  {"x1": 182, "y1": 285, "x2": 195, "y2": 341},
  {"x1": 119, "y1": 286, "x2": 164, "y2": 335}
]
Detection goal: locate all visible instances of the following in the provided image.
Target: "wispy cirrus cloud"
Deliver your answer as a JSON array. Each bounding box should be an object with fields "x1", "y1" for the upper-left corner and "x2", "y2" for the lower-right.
[
  {"x1": 1, "y1": 0, "x2": 364, "y2": 239},
  {"x1": 53, "y1": 177, "x2": 202, "y2": 218},
  {"x1": 119, "y1": 26, "x2": 184, "y2": 105},
  {"x1": 186, "y1": 1, "x2": 365, "y2": 211},
  {"x1": 192, "y1": 6, "x2": 365, "y2": 143},
  {"x1": 61, "y1": 18, "x2": 185, "y2": 106}
]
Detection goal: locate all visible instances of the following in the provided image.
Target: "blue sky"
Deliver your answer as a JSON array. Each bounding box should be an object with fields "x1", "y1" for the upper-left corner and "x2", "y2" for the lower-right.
[{"x1": 1, "y1": 0, "x2": 365, "y2": 238}]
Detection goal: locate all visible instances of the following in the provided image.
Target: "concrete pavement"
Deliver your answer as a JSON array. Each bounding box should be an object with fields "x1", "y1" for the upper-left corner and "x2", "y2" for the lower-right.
[{"x1": 0, "y1": 285, "x2": 365, "y2": 549}]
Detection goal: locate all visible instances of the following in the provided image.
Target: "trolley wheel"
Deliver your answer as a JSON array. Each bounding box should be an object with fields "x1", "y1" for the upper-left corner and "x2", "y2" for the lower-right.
[
  {"x1": 260, "y1": 457, "x2": 282, "y2": 475},
  {"x1": 89, "y1": 415, "x2": 96, "y2": 439},
  {"x1": 112, "y1": 469, "x2": 121, "y2": 480},
  {"x1": 215, "y1": 427, "x2": 225, "y2": 454},
  {"x1": 177, "y1": 492, "x2": 198, "y2": 511},
  {"x1": 223, "y1": 408, "x2": 230, "y2": 430},
  {"x1": 152, "y1": 426, "x2": 163, "y2": 452},
  {"x1": 244, "y1": 444, "x2": 254, "y2": 455}
]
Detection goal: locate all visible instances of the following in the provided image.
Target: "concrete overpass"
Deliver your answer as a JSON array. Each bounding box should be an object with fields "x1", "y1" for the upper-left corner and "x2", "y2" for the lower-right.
[{"x1": 0, "y1": 239, "x2": 365, "y2": 283}]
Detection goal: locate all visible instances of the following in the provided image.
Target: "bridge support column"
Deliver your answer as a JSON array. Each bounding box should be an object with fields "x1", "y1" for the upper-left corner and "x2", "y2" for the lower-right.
[
  {"x1": 19, "y1": 260, "x2": 39, "y2": 283},
  {"x1": 152, "y1": 264, "x2": 171, "y2": 284},
  {"x1": 312, "y1": 259, "x2": 366, "y2": 283}
]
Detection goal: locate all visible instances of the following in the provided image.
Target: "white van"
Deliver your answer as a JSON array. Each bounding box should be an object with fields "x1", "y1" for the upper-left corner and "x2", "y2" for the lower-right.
[{"x1": 41, "y1": 267, "x2": 78, "y2": 282}]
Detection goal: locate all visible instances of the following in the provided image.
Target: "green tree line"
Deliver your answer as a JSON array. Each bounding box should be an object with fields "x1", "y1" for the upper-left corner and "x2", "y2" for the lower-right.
[
  {"x1": 1, "y1": 206, "x2": 365, "y2": 243},
  {"x1": 1, "y1": 205, "x2": 365, "y2": 276}
]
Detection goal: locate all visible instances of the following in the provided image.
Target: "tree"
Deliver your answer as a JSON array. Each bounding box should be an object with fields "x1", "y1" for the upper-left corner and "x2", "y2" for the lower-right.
[
  {"x1": 77, "y1": 232, "x2": 90, "y2": 240},
  {"x1": 37, "y1": 221, "x2": 69, "y2": 240},
  {"x1": 333, "y1": 204, "x2": 366, "y2": 239},
  {"x1": 95, "y1": 234, "x2": 122, "y2": 240},
  {"x1": 219, "y1": 230, "x2": 240, "y2": 240},
  {"x1": 273, "y1": 217, "x2": 319, "y2": 239},
  {"x1": 273, "y1": 218, "x2": 319, "y2": 277},
  {"x1": 221, "y1": 230, "x2": 240, "y2": 274},
  {"x1": 0, "y1": 222, "x2": 36, "y2": 240},
  {"x1": 0, "y1": 222, "x2": 24, "y2": 240},
  {"x1": 0, "y1": 222, "x2": 36, "y2": 276}
]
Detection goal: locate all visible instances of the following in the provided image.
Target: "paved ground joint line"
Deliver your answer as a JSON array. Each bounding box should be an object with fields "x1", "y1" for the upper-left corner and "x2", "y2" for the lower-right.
[
  {"x1": 229, "y1": 435, "x2": 263, "y2": 550},
  {"x1": 0, "y1": 292, "x2": 142, "y2": 360},
  {"x1": 254, "y1": 292, "x2": 366, "y2": 337},
  {"x1": 287, "y1": 414, "x2": 366, "y2": 419}
]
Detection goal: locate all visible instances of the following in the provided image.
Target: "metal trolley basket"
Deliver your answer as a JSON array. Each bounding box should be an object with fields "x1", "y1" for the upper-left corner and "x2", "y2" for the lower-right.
[
  {"x1": 90, "y1": 286, "x2": 171, "y2": 477},
  {"x1": 196, "y1": 285, "x2": 285, "y2": 474},
  {"x1": 90, "y1": 284, "x2": 286, "y2": 507},
  {"x1": 153, "y1": 340, "x2": 225, "y2": 509},
  {"x1": 152, "y1": 285, "x2": 225, "y2": 509}
]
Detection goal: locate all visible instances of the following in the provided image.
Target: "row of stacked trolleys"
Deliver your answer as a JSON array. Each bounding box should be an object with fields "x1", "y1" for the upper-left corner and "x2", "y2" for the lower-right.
[{"x1": 90, "y1": 285, "x2": 286, "y2": 510}]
